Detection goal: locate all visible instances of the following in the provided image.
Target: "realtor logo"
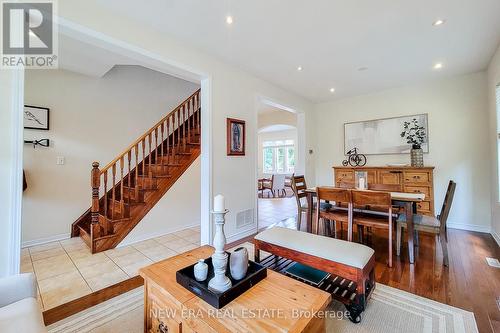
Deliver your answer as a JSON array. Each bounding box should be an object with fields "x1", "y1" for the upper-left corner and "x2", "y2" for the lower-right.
[{"x1": 1, "y1": 1, "x2": 58, "y2": 68}]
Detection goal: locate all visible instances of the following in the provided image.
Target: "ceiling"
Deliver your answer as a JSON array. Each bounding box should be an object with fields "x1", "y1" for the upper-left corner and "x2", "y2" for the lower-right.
[
  {"x1": 58, "y1": 34, "x2": 137, "y2": 77},
  {"x1": 98, "y1": 1, "x2": 500, "y2": 102}
]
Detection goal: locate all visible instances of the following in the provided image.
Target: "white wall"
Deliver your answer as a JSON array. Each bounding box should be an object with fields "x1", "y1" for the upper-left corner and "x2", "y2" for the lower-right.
[
  {"x1": 48, "y1": 0, "x2": 315, "y2": 243},
  {"x1": 121, "y1": 158, "x2": 200, "y2": 246},
  {"x1": 258, "y1": 109, "x2": 297, "y2": 129},
  {"x1": 0, "y1": 70, "x2": 23, "y2": 277},
  {"x1": 487, "y1": 44, "x2": 500, "y2": 243},
  {"x1": 257, "y1": 129, "x2": 298, "y2": 177},
  {"x1": 314, "y1": 72, "x2": 491, "y2": 232},
  {"x1": 23, "y1": 66, "x2": 199, "y2": 245}
]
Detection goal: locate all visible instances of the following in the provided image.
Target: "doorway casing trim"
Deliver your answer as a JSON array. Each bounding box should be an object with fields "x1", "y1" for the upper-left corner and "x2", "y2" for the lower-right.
[{"x1": 9, "y1": 18, "x2": 214, "y2": 266}]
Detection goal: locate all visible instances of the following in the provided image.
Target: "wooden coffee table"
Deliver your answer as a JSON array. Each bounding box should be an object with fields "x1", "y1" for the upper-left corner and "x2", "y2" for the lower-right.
[{"x1": 139, "y1": 245, "x2": 331, "y2": 333}]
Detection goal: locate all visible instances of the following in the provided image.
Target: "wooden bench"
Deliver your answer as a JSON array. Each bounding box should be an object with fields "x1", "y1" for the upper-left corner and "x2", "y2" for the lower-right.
[{"x1": 254, "y1": 227, "x2": 376, "y2": 323}]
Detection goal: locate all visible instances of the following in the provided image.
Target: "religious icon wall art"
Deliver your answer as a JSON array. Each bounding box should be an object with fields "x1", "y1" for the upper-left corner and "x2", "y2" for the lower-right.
[{"x1": 226, "y1": 118, "x2": 245, "y2": 156}]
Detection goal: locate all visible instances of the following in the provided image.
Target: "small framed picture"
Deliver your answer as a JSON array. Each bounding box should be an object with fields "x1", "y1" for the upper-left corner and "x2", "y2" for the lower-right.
[
  {"x1": 227, "y1": 118, "x2": 245, "y2": 156},
  {"x1": 24, "y1": 105, "x2": 50, "y2": 130}
]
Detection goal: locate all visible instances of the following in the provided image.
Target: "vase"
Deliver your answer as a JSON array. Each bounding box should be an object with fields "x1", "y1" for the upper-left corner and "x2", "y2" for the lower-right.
[
  {"x1": 194, "y1": 259, "x2": 208, "y2": 281},
  {"x1": 410, "y1": 144, "x2": 424, "y2": 167},
  {"x1": 229, "y1": 247, "x2": 248, "y2": 280}
]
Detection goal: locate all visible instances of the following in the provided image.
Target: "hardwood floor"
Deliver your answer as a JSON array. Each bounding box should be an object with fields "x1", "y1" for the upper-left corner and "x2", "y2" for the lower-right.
[
  {"x1": 43, "y1": 220, "x2": 499, "y2": 332},
  {"x1": 347, "y1": 228, "x2": 500, "y2": 333}
]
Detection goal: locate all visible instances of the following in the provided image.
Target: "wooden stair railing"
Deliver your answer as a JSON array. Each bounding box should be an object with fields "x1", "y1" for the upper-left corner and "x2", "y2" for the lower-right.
[{"x1": 72, "y1": 89, "x2": 201, "y2": 253}]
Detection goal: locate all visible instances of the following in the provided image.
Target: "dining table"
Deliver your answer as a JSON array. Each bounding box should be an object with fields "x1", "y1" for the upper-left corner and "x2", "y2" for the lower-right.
[{"x1": 305, "y1": 187, "x2": 425, "y2": 264}]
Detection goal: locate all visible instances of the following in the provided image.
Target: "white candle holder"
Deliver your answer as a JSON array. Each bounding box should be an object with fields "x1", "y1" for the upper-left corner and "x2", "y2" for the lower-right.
[{"x1": 208, "y1": 209, "x2": 232, "y2": 293}]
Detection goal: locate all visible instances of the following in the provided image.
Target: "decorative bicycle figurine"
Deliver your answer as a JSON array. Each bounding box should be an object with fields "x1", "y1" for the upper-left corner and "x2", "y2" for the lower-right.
[{"x1": 342, "y1": 147, "x2": 367, "y2": 167}]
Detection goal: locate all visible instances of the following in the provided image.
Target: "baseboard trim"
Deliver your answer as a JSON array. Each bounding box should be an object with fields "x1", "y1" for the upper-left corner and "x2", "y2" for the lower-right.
[
  {"x1": 491, "y1": 230, "x2": 500, "y2": 247},
  {"x1": 447, "y1": 222, "x2": 491, "y2": 233},
  {"x1": 22, "y1": 233, "x2": 71, "y2": 248},
  {"x1": 226, "y1": 226, "x2": 258, "y2": 244},
  {"x1": 117, "y1": 222, "x2": 200, "y2": 248}
]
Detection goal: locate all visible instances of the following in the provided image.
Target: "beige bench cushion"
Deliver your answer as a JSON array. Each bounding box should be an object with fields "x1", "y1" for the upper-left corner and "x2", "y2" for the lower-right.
[
  {"x1": 0, "y1": 298, "x2": 47, "y2": 333},
  {"x1": 255, "y1": 227, "x2": 374, "y2": 269}
]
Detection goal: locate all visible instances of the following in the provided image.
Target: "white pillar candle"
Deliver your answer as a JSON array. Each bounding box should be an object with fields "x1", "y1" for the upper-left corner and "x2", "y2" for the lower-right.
[
  {"x1": 214, "y1": 194, "x2": 225, "y2": 212},
  {"x1": 359, "y1": 177, "x2": 365, "y2": 190}
]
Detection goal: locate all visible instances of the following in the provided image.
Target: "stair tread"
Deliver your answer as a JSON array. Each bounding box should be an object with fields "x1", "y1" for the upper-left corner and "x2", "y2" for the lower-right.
[{"x1": 74, "y1": 90, "x2": 202, "y2": 253}]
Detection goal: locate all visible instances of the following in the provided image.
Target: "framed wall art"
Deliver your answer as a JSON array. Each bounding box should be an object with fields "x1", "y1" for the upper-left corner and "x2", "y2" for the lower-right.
[
  {"x1": 344, "y1": 113, "x2": 428, "y2": 155},
  {"x1": 24, "y1": 105, "x2": 50, "y2": 130},
  {"x1": 227, "y1": 118, "x2": 246, "y2": 156}
]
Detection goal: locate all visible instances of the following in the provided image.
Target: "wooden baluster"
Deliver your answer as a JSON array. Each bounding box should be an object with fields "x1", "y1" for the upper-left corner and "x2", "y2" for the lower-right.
[
  {"x1": 184, "y1": 102, "x2": 189, "y2": 149},
  {"x1": 160, "y1": 121, "x2": 165, "y2": 173},
  {"x1": 141, "y1": 139, "x2": 146, "y2": 180},
  {"x1": 103, "y1": 170, "x2": 108, "y2": 220},
  {"x1": 112, "y1": 163, "x2": 116, "y2": 221},
  {"x1": 148, "y1": 132, "x2": 152, "y2": 176},
  {"x1": 91, "y1": 162, "x2": 101, "y2": 247},
  {"x1": 181, "y1": 104, "x2": 186, "y2": 152},
  {"x1": 196, "y1": 93, "x2": 200, "y2": 136},
  {"x1": 169, "y1": 115, "x2": 173, "y2": 164},
  {"x1": 194, "y1": 94, "x2": 197, "y2": 135},
  {"x1": 166, "y1": 116, "x2": 170, "y2": 167},
  {"x1": 173, "y1": 111, "x2": 177, "y2": 162},
  {"x1": 127, "y1": 150, "x2": 132, "y2": 207},
  {"x1": 135, "y1": 144, "x2": 139, "y2": 201},
  {"x1": 120, "y1": 156, "x2": 124, "y2": 218},
  {"x1": 176, "y1": 108, "x2": 181, "y2": 156},
  {"x1": 188, "y1": 98, "x2": 194, "y2": 143},
  {"x1": 154, "y1": 127, "x2": 158, "y2": 169}
]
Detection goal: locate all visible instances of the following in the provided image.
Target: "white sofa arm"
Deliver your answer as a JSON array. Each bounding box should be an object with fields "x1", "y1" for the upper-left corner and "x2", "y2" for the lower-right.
[{"x1": 0, "y1": 273, "x2": 37, "y2": 308}]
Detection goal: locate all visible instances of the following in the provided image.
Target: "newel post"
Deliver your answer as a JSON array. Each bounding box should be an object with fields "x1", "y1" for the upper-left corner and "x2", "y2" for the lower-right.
[{"x1": 91, "y1": 162, "x2": 101, "y2": 243}]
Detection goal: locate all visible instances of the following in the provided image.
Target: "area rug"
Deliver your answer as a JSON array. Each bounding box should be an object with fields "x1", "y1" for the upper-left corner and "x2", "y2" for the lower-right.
[{"x1": 47, "y1": 284, "x2": 478, "y2": 333}]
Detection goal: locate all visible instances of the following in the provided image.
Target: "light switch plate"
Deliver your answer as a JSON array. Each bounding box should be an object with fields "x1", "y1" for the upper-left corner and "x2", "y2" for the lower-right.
[{"x1": 56, "y1": 156, "x2": 65, "y2": 165}]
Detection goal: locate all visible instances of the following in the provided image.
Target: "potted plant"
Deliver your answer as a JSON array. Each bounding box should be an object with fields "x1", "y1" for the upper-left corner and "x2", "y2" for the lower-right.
[{"x1": 400, "y1": 118, "x2": 426, "y2": 167}]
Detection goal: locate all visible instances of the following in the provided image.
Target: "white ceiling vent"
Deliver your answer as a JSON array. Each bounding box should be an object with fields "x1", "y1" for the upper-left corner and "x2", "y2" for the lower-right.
[{"x1": 236, "y1": 209, "x2": 254, "y2": 229}]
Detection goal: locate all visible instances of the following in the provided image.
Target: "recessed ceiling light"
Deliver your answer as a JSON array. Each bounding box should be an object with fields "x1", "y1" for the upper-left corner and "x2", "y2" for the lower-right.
[
  {"x1": 432, "y1": 19, "x2": 446, "y2": 26},
  {"x1": 433, "y1": 63, "x2": 443, "y2": 70},
  {"x1": 226, "y1": 16, "x2": 233, "y2": 24},
  {"x1": 297, "y1": 66, "x2": 303, "y2": 71},
  {"x1": 329, "y1": 88, "x2": 335, "y2": 93}
]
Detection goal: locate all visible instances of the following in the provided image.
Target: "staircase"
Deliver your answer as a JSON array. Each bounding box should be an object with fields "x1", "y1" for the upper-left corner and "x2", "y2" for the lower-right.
[{"x1": 71, "y1": 89, "x2": 201, "y2": 253}]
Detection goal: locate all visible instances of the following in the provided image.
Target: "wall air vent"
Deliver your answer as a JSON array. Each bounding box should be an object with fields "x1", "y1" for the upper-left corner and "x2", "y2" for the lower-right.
[{"x1": 236, "y1": 209, "x2": 254, "y2": 228}]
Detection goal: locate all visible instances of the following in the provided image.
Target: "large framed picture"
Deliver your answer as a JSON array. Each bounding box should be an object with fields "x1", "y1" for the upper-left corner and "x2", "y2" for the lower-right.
[
  {"x1": 344, "y1": 114, "x2": 429, "y2": 155},
  {"x1": 227, "y1": 118, "x2": 245, "y2": 156},
  {"x1": 24, "y1": 105, "x2": 50, "y2": 130}
]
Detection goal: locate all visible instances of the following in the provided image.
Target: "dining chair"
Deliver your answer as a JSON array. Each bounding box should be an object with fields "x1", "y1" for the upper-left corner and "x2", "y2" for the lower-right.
[
  {"x1": 271, "y1": 174, "x2": 287, "y2": 197},
  {"x1": 291, "y1": 175, "x2": 332, "y2": 230},
  {"x1": 262, "y1": 174, "x2": 287, "y2": 198},
  {"x1": 366, "y1": 183, "x2": 404, "y2": 214},
  {"x1": 396, "y1": 180, "x2": 456, "y2": 266},
  {"x1": 352, "y1": 190, "x2": 395, "y2": 267},
  {"x1": 315, "y1": 187, "x2": 353, "y2": 240},
  {"x1": 291, "y1": 175, "x2": 308, "y2": 229}
]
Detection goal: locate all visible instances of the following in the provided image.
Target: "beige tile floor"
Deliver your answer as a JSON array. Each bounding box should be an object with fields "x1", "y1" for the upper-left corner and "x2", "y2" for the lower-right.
[
  {"x1": 21, "y1": 226, "x2": 200, "y2": 311},
  {"x1": 258, "y1": 196, "x2": 299, "y2": 230}
]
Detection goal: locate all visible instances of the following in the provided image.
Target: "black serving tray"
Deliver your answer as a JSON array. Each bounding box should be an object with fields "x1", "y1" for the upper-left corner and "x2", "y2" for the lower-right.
[{"x1": 176, "y1": 253, "x2": 267, "y2": 309}]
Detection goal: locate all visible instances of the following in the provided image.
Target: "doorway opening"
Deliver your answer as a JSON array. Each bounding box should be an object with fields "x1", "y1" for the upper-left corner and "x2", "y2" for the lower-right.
[{"x1": 256, "y1": 103, "x2": 300, "y2": 231}]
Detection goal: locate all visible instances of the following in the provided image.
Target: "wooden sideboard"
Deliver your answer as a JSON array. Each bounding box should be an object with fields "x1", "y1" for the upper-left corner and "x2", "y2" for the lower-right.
[
  {"x1": 140, "y1": 246, "x2": 331, "y2": 333},
  {"x1": 333, "y1": 166, "x2": 435, "y2": 216}
]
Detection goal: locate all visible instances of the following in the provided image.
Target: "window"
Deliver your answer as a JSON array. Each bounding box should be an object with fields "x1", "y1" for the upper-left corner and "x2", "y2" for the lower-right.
[{"x1": 262, "y1": 140, "x2": 295, "y2": 174}]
